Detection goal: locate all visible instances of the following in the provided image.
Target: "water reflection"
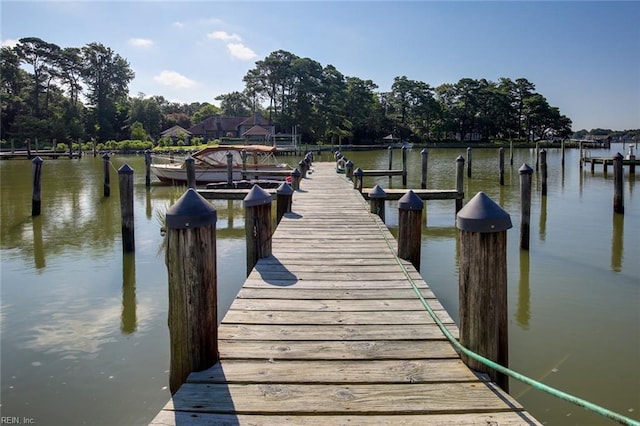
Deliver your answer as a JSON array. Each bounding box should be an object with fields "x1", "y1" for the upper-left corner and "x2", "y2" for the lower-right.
[
  {"x1": 121, "y1": 253, "x2": 137, "y2": 334},
  {"x1": 32, "y1": 216, "x2": 45, "y2": 270},
  {"x1": 611, "y1": 213, "x2": 624, "y2": 273},
  {"x1": 516, "y1": 250, "x2": 530, "y2": 329},
  {"x1": 539, "y1": 195, "x2": 547, "y2": 242}
]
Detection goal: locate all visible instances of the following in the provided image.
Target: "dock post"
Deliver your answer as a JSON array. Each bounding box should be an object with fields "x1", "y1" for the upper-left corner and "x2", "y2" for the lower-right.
[
  {"x1": 519, "y1": 164, "x2": 533, "y2": 250},
  {"x1": 345, "y1": 159, "x2": 354, "y2": 180},
  {"x1": 144, "y1": 150, "x2": 151, "y2": 187},
  {"x1": 26, "y1": 138, "x2": 31, "y2": 159},
  {"x1": 276, "y1": 182, "x2": 294, "y2": 224},
  {"x1": 241, "y1": 149, "x2": 248, "y2": 180},
  {"x1": 368, "y1": 185, "x2": 386, "y2": 222},
  {"x1": 103, "y1": 153, "x2": 110, "y2": 197},
  {"x1": 185, "y1": 156, "x2": 196, "y2": 189},
  {"x1": 398, "y1": 190, "x2": 424, "y2": 270},
  {"x1": 299, "y1": 159, "x2": 308, "y2": 179},
  {"x1": 629, "y1": 145, "x2": 636, "y2": 174},
  {"x1": 455, "y1": 155, "x2": 465, "y2": 213},
  {"x1": 31, "y1": 156, "x2": 43, "y2": 216},
  {"x1": 499, "y1": 147, "x2": 505, "y2": 186},
  {"x1": 226, "y1": 151, "x2": 233, "y2": 186},
  {"x1": 388, "y1": 146, "x2": 393, "y2": 170},
  {"x1": 244, "y1": 185, "x2": 273, "y2": 275},
  {"x1": 291, "y1": 168, "x2": 301, "y2": 190},
  {"x1": 613, "y1": 153, "x2": 624, "y2": 214},
  {"x1": 540, "y1": 149, "x2": 547, "y2": 196},
  {"x1": 535, "y1": 142, "x2": 540, "y2": 172},
  {"x1": 421, "y1": 148, "x2": 428, "y2": 189},
  {"x1": 561, "y1": 139, "x2": 565, "y2": 168},
  {"x1": 118, "y1": 164, "x2": 135, "y2": 253},
  {"x1": 353, "y1": 168, "x2": 364, "y2": 193},
  {"x1": 456, "y1": 192, "x2": 512, "y2": 392},
  {"x1": 466, "y1": 147, "x2": 472, "y2": 178},
  {"x1": 509, "y1": 140, "x2": 513, "y2": 166},
  {"x1": 402, "y1": 146, "x2": 407, "y2": 186},
  {"x1": 165, "y1": 188, "x2": 218, "y2": 395}
]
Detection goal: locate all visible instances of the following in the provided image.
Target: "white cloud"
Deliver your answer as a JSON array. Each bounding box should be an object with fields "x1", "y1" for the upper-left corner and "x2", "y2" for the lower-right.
[
  {"x1": 172, "y1": 21, "x2": 184, "y2": 29},
  {"x1": 153, "y1": 71, "x2": 197, "y2": 89},
  {"x1": 227, "y1": 42, "x2": 258, "y2": 60},
  {"x1": 1, "y1": 39, "x2": 19, "y2": 48},
  {"x1": 207, "y1": 31, "x2": 241, "y2": 42},
  {"x1": 128, "y1": 38, "x2": 153, "y2": 48}
]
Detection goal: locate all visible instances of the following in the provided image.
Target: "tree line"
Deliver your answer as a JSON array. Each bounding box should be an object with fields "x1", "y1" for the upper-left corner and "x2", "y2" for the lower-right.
[{"x1": 0, "y1": 38, "x2": 597, "y2": 147}]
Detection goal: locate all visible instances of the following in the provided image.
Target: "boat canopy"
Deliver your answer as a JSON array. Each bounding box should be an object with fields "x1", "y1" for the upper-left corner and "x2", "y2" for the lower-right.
[{"x1": 192, "y1": 145, "x2": 279, "y2": 167}]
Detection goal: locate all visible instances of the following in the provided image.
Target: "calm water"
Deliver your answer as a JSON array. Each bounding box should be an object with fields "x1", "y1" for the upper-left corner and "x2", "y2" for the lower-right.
[{"x1": 0, "y1": 145, "x2": 638, "y2": 425}]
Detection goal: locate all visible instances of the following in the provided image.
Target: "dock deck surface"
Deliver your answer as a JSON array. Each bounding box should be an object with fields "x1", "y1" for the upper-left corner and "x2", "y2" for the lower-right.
[{"x1": 150, "y1": 162, "x2": 539, "y2": 425}]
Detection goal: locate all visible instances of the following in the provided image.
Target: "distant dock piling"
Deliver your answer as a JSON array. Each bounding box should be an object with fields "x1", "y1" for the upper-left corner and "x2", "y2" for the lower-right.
[
  {"x1": 31, "y1": 156, "x2": 43, "y2": 216},
  {"x1": 118, "y1": 164, "x2": 135, "y2": 253},
  {"x1": 185, "y1": 156, "x2": 196, "y2": 189},
  {"x1": 421, "y1": 149, "x2": 428, "y2": 189},
  {"x1": 144, "y1": 150, "x2": 152, "y2": 187},
  {"x1": 499, "y1": 147, "x2": 505, "y2": 186},
  {"x1": 613, "y1": 153, "x2": 624, "y2": 215},
  {"x1": 456, "y1": 155, "x2": 465, "y2": 213},
  {"x1": 165, "y1": 188, "x2": 218, "y2": 395},
  {"x1": 457, "y1": 192, "x2": 512, "y2": 392},
  {"x1": 103, "y1": 153, "x2": 110, "y2": 197},
  {"x1": 466, "y1": 147, "x2": 472, "y2": 178},
  {"x1": 519, "y1": 164, "x2": 533, "y2": 250}
]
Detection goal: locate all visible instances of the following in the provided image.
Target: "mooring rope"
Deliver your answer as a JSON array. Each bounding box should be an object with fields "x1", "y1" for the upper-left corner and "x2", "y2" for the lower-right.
[{"x1": 361, "y1": 202, "x2": 639, "y2": 426}]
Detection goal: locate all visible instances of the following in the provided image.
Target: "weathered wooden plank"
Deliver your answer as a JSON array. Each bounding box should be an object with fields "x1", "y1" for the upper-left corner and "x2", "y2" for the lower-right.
[
  {"x1": 217, "y1": 323, "x2": 455, "y2": 341},
  {"x1": 150, "y1": 411, "x2": 539, "y2": 426},
  {"x1": 222, "y1": 310, "x2": 450, "y2": 325},
  {"x1": 226, "y1": 298, "x2": 443, "y2": 312},
  {"x1": 161, "y1": 382, "x2": 524, "y2": 414},
  {"x1": 218, "y1": 339, "x2": 460, "y2": 360},
  {"x1": 236, "y1": 288, "x2": 437, "y2": 300},
  {"x1": 241, "y1": 278, "x2": 425, "y2": 289},
  {"x1": 187, "y1": 359, "x2": 479, "y2": 383},
  {"x1": 249, "y1": 270, "x2": 424, "y2": 281}
]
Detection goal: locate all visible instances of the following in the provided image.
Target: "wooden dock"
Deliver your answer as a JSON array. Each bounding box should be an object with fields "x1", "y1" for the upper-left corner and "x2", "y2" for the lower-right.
[{"x1": 150, "y1": 162, "x2": 539, "y2": 425}]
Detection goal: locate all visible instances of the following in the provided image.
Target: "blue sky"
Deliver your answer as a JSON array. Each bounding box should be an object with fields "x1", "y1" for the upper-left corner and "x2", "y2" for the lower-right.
[{"x1": 1, "y1": 1, "x2": 639, "y2": 131}]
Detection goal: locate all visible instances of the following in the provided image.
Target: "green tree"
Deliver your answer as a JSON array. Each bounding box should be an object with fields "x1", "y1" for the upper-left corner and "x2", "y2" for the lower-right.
[
  {"x1": 191, "y1": 103, "x2": 221, "y2": 124},
  {"x1": 215, "y1": 91, "x2": 252, "y2": 116},
  {"x1": 129, "y1": 121, "x2": 147, "y2": 141},
  {"x1": 81, "y1": 42, "x2": 134, "y2": 141}
]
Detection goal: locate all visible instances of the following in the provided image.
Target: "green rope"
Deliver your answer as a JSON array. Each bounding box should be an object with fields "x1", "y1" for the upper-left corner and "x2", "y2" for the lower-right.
[{"x1": 368, "y1": 211, "x2": 639, "y2": 426}]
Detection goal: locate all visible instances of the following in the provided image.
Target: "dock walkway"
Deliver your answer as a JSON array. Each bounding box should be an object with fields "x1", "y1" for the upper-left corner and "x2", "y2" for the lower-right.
[{"x1": 150, "y1": 162, "x2": 539, "y2": 425}]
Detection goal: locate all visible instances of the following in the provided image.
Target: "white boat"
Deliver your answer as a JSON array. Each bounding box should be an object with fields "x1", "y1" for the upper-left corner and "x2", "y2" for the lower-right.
[{"x1": 150, "y1": 145, "x2": 293, "y2": 184}]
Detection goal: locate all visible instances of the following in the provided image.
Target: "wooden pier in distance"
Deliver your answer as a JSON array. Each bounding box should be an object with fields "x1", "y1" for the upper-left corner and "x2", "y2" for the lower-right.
[{"x1": 150, "y1": 162, "x2": 539, "y2": 425}]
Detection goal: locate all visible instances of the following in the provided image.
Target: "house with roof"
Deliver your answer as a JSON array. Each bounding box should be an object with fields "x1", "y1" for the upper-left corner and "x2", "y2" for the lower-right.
[
  {"x1": 160, "y1": 125, "x2": 192, "y2": 140},
  {"x1": 186, "y1": 111, "x2": 275, "y2": 144}
]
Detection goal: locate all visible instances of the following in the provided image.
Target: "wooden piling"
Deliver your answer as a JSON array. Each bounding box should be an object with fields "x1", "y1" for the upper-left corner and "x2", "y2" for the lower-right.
[
  {"x1": 368, "y1": 184, "x2": 386, "y2": 222},
  {"x1": 561, "y1": 139, "x2": 565, "y2": 168},
  {"x1": 421, "y1": 148, "x2": 428, "y2": 189},
  {"x1": 540, "y1": 149, "x2": 547, "y2": 196},
  {"x1": 509, "y1": 140, "x2": 513, "y2": 166},
  {"x1": 118, "y1": 164, "x2": 135, "y2": 253},
  {"x1": 345, "y1": 160, "x2": 354, "y2": 180},
  {"x1": 519, "y1": 164, "x2": 533, "y2": 250},
  {"x1": 185, "y1": 156, "x2": 196, "y2": 189},
  {"x1": 165, "y1": 188, "x2": 218, "y2": 395},
  {"x1": 629, "y1": 145, "x2": 636, "y2": 174},
  {"x1": 397, "y1": 190, "x2": 424, "y2": 270},
  {"x1": 353, "y1": 168, "x2": 364, "y2": 193},
  {"x1": 26, "y1": 139, "x2": 31, "y2": 158},
  {"x1": 613, "y1": 152, "x2": 624, "y2": 214},
  {"x1": 299, "y1": 159, "x2": 308, "y2": 179},
  {"x1": 244, "y1": 185, "x2": 273, "y2": 274},
  {"x1": 456, "y1": 155, "x2": 465, "y2": 213},
  {"x1": 535, "y1": 142, "x2": 540, "y2": 172},
  {"x1": 31, "y1": 156, "x2": 43, "y2": 216},
  {"x1": 388, "y1": 146, "x2": 393, "y2": 170},
  {"x1": 466, "y1": 147, "x2": 472, "y2": 178},
  {"x1": 276, "y1": 182, "x2": 294, "y2": 224},
  {"x1": 456, "y1": 192, "x2": 512, "y2": 392},
  {"x1": 144, "y1": 149, "x2": 152, "y2": 187},
  {"x1": 103, "y1": 153, "x2": 110, "y2": 197},
  {"x1": 226, "y1": 152, "x2": 233, "y2": 186},
  {"x1": 402, "y1": 146, "x2": 407, "y2": 186},
  {"x1": 291, "y1": 168, "x2": 301, "y2": 190},
  {"x1": 499, "y1": 147, "x2": 505, "y2": 186}
]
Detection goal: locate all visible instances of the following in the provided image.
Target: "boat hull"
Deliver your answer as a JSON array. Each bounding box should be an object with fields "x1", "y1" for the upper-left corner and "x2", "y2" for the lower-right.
[{"x1": 150, "y1": 163, "x2": 291, "y2": 184}]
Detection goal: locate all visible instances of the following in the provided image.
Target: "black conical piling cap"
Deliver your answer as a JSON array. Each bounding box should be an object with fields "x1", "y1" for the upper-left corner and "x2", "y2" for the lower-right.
[
  {"x1": 456, "y1": 192, "x2": 512, "y2": 233},
  {"x1": 166, "y1": 188, "x2": 217, "y2": 229},
  {"x1": 244, "y1": 184, "x2": 272, "y2": 207},
  {"x1": 398, "y1": 190, "x2": 423, "y2": 211},
  {"x1": 276, "y1": 182, "x2": 294, "y2": 195},
  {"x1": 369, "y1": 185, "x2": 387, "y2": 199}
]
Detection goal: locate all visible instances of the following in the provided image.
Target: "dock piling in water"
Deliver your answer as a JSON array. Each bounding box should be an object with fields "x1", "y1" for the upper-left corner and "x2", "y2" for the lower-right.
[
  {"x1": 457, "y1": 192, "x2": 512, "y2": 392},
  {"x1": 165, "y1": 188, "x2": 218, "y2": 394},
  {"x1": 102, "y1": 153, "x2": 110, "y2": 197},
  {"x1": 519, "y1": 164, "x2": 533, "y2": 250},
  {"x1": 368, "y1": 184, "x2": 387, "y2": 222},
  {"x1": 466, "y1": 147, "x2": 472, "y2": 178},
  {"x1": 499, "y1": 147, "x2": 505, "y2": 186},
  {"x1": 613, "y1": 153, "x2": 624, "y2": 214},
  {"x1": 421, "y1": 148, "x2": 428, "y2": 189},
  {"x1": 540, "y1": 149, "x2": 548, "y2": 196},
  {"x1": 31, "y1": 156, "x2": 43, "y2": 216},
  {"x1": 455, "y1": 155, "x2": 465, "y2": 213},
  {"x1": 185, "y1": 156, "x2": 196, "y2": 189},
  {"x1": 144, "y1": 150, "x2": 151, "y2": 187},
  {"x1": 118, "y1": 164, "x2": 135, "y2": 253}
]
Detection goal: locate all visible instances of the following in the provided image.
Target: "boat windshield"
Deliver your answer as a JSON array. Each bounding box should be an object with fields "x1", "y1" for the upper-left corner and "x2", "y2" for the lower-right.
[{"x1": 196, "y1": 148, "x2": 280, "y2": 167}]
